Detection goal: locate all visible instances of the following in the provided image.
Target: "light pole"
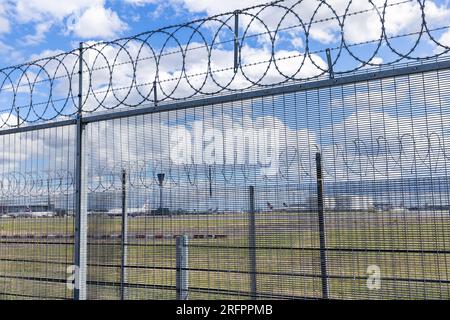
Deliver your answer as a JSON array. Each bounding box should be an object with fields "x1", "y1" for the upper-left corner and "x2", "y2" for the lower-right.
[
  {"x1": 157, "y1": 173, "x2": 166, "y2": 216},
  {"x1": 208, "y1": 165, "x2": 213, "y2": 198},
  {"x1": 47, "y1": 178, "x2": 51, "y2": 212}
]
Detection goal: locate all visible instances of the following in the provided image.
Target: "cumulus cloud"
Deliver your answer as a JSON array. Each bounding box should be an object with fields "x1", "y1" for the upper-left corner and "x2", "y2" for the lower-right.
[
  {"x1": 9, "y1": 0, "x2": 128, "y2": 43},
  {"x1": 0, "y1": 2, "x2": 10, "y2": 34},
  {"x1": 13, "y1": 0, "x2": 103, "y2": 23},
  {"x1": 23, "y1": 22, "x2": 53, "y2": 45},
  {"x1": 0, "y1": 41, "x2": 23, "y2": 63},
  {"x1": 66, "y1": 6, "x2": 128, "y2": 39},
  {"x1": 437, "y1": 29, "x2": 450, "y2": 49},
  {"x1": 0, "y1": 121, "x2": 76, "y2": 178},
  {"x1": 155, "y1": 0, "x2": 450, "y2": 48},
  {"x1": 76, "y1": 41, "x2": 327, "y2": 109},
  {"x1": 167, "y1": 0, "x2": 265, "y2": 15},
  {"x1": 122, "y1": 0, "x2": 159, "y2": 5}
]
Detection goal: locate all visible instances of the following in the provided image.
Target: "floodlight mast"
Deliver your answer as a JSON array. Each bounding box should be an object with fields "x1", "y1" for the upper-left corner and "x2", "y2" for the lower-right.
[{"x1": 157, "y1": 173, "x2": 166, "y2": 216}]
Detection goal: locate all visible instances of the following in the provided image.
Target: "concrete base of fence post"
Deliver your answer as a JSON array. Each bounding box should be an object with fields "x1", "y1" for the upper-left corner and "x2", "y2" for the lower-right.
[{"x1": 176, "y1": 235, "x2": 189, "y2": 300}]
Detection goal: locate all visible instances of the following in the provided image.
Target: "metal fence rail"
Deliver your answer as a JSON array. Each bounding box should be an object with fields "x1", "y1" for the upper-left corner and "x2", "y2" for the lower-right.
[{"x1": 1, "y1": 0, "x2": 450, "y2": 300}]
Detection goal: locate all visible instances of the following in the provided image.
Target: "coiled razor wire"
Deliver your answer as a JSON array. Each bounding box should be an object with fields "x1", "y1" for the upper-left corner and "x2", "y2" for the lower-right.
[
  {"x1": 1, "y1": 131, "x2": 447, "y2": 197},
  {"x1": 0, "y1": 0, "x2": 449, "y2": 128}
]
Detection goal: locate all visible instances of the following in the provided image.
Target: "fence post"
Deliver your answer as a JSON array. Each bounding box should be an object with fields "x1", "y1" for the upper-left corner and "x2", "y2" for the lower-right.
[
  {"x1": 248, "y1": 186, "x2": 257, "y2": 299},
  {"x1": 47, "y1": 178, "x2": 51, "y2": 211},
  {"x1": 176, "y1": 235, "x2": 189, "y2": 300},
  {"x1": 16, "y1": 107, "x2": 20, "y2": 127},
  {"x1": 153, "y1": 81, "x2": 158, "y2": 106},
  {"x1": 326, "y1": 48, "x2": 334, "y2": 79},
  {"x1": 120, "y1": 169, "x2": 128, "y2": 300},
  {"x1": 316, "y1": 152, "x2": 329, "y2": 299},
  {"x1": 157, "y1": 173, "x2": 166, "y2": 216},
  {"x1": 74, "y1": 42, "x2": 87, "y2": 300},
  {"x1": 234, "y1": 11, "x2": 240, "y2": 73},
  {"x1": 208, "y1": 165, "x2": 213, "y2": 198}
]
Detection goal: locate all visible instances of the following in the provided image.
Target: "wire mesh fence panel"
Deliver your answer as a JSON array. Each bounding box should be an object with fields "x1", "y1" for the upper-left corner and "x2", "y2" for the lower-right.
[
  {"x1": 80, "y1": 65, "x2": 450, "y2": 300},
  {"x1": 0, "y1": 126, "x2": 76, "y2": 300},
  {"x1": 320, "y1": 69, "x2": 450, "y2": 299}
]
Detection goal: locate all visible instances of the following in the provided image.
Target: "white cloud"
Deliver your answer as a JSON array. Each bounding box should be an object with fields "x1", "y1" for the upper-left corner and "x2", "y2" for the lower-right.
[
  {"x1": 168, "y1": 0, "x2": 265, "y2": 15},
  {"x1": 0, "y1": 113, "x2": 18, "y2": 127},
  {"x1": 323, "y1": 109, "x2": 450, "y2": 180},
  {"x1": 0, "y1": 2, "x2": 10, "y2": 34},
  {"x1": 10, "y1": 0, "x2": 128, "y2": 43},
  {"x1": 157, "y1": 0, "x2": 450, "y2": 47},
  {"x1": 122, "y1": 0, "x2": 159, "y2": 5},
  {"x1": 74, "y1": 40, "x2": 327, "y2": 109},
  {"x1": 438, "y1": 30, "x2": 450, "y2": 48},
  {"x1": 66, "y1": 6, "x2": 128, "y2": 39},
  {"x1": 14, "y1": 0, "x2": 103, "y2": 23},
  {"x1": 29, "y1": 49, "x2": 66, "y2": 61},
  {"x1": 0, "y1": 40, "x2": 23, "y2": 63},
  {"x1": 0, "y1": 120, "x2": 75, "y2": 174},
  {"x1": 23, "y1": 22, "x2": 53, "y2": 45}
]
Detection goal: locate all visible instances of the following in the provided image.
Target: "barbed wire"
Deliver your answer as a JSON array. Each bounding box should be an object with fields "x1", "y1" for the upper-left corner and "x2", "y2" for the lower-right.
[
  {"x1": 0, "y1": 0, "x2": 449, "y2": 128},
  {"x1": 0, "y1": 132, "x2": 446, "y2": 197},
  {"x1": 0, "y1": 170, "x2": 74, "y2": 198}
]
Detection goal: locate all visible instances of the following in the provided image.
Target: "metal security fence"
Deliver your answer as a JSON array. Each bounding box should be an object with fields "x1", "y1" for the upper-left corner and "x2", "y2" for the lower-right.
[
  {"x1": 1, "y1": 0, "x2": 450, "y2": 300},
  {"x1": 0, "y1": 127, "x2": 76, "y2": 299}
]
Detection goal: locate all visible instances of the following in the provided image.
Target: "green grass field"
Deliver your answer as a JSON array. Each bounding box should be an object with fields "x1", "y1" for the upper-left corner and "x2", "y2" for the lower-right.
[{"x1": 1, "y1": 212, "x2": 450, "y2": 300}]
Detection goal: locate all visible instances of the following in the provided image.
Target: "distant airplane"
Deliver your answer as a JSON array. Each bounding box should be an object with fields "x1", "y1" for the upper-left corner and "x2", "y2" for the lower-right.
[
  {"x1": 107, "y1": 203, "x2": 151, "y2": 217},
  {"x1": 31, "y1": 211, "x2": 54, "y2": 218},
  {"x1": 6, "y1": 211, "x2": 53, "y2": 218}
]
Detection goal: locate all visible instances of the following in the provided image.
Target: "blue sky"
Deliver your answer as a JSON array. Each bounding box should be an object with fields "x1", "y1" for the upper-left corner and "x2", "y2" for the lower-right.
[
  {"x1": 0, "y1": 0, "x2": 309, "y2": 69},
  {"x1": 0, "y1": 0, "x2": 449, "y2": 69},
  {"x1": 1, "y1": 0, "x2": 450, "y2": 133},
  {"x1": 0, "y1": 0, "x2": 218, "y2": 68}
]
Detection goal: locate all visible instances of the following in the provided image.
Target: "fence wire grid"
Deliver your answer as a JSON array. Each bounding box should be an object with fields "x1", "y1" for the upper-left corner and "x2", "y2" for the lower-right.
[{"x1": 1, "y1": 0, "x2": 450, "y2": 300}]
